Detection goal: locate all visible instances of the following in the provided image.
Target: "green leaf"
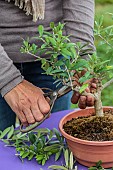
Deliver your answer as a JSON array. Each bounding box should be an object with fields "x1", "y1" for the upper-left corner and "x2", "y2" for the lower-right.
[
  {"x1": 28, "y1": 133, "x2": 36, "y2": 144},
  {"x1": 16, "y1": 132, "x2": 22, "y2": 138},
  {"x1": 54, "y1": 60, "x2": 64, "y2": 67},
  {"x1": 41, "y1": 58, "x2": 47, "y2": 66},
  {"x1": 53, "y1": 128, "x2": 61, "y2": 141},
  {"x1": 0, "y1": 127, "x2": 11, "y2": 139},
  {"x1": 28, "y1": 153, "x2": 34, "y2": 160},
  {"x1": 42, "y1": 159, "x2": 46, "y2": 165},
  {"x1": 70, "y1": 46, "x2": 77, "y2": 59},
  {"x1": 79, "y1": 72, "x2": 92, "y2": 84},
  {"x1": 48, "y1": 165, "x2": 67, "y2": 170},
  {"x1": 20, "y1": 151, "x2": 25, "y2": 157},
  {"x1": 51, "y1": 69, "x2": 63, "y2": 74},
  {"x1": 64, "y1": 149, "x2": 69, "y2": 167},
  {"x1": 66, "y1": 43, "x2": 75, "y2": 48},
  {"x1": 84, "y1": 71, "x2": 91, "y2": 78},
  {"x1": 61, "y1": 48, "x2": 71, "y2": 57},
  {"x1": 41, "y1": 62, "x2": 50, "y2": 71},
  {"x1": 44, "y1": 144, "x2": 60, "y2": 151},
  {"x1": 65, "y1": 60, "x2": 70, "y2": 68},
  {"x1": 2, "y1": 139, "x2": 10, "y2": 145},
  {"x1": 21, "y1": 152, "x2": 29, "y2": 159},
  {"x1": 50, "y1": 22, "x2": 55, "y2": 29},
  {"x1": 88, "y1": 167, "x2": 97, "y2": 170},
  {"x1": 49, "y1": 130, "x2": 54, "y2": 140},
  {"x1": 55, "y1": 150, "x2": 62, "y2": 161},
  {"x1": 79, "y1": 76, "x2": 88, "y2": 84},
  {"x1": 48, "y1": 37, "x2": 56, "y2": 46},
  {"x1": 31, "y1": 43, "x2": 38, "y2": 54},
  {"x1": 69, "y1": 152, "x2": 73, "y2": 169},
  {"x1": 99, "y1": 15, "x2": 104, "y2": 26},
  {"x1": 71, "y1": 59, "x2": 89, "y2": 70},
  {"x1": 46, "y1": 67, "x2": 53, "y2": 74},
  {"x1": 38, "y1": 25, "x2": 44, "y2": 37},
  {"x1": 106, "y1": 65, "x2": 113, "y2": 70},
  {"x1": 79, "y1": 84, "x2": 88, "y2": 93},
  {"x1": 7, "y1": 125, "x2": 14, "y2": 139},
  {"x1": 23, "y1": 40, "x2": 29, "y2": 47},
  {"x1": 96, "y1": 160, "x2": 102, "y2": 167},
  {"x1": 36, "y1": 154, "x2": 44, "y2": 161}
]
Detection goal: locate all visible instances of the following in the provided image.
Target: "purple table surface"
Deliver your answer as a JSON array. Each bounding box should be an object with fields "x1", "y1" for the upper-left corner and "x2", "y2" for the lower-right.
[{"x1": 0, "y1": 109, "x2": 88, "y2": 170}]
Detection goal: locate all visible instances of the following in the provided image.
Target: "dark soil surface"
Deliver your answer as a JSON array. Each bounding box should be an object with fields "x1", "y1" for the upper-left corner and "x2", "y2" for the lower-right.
[{"x1": 63, "y1": 110, "x2": 113, "y2": 141}]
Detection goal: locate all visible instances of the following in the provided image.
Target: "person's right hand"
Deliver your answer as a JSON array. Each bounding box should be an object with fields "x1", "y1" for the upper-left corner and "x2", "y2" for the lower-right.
[{"x1": 4, "y1": 80, "x2": 50, "y2": 126}]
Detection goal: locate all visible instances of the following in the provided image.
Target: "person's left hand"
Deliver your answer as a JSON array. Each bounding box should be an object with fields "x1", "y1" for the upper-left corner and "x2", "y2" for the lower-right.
[{"x1": 71, "y1": 71, "x2": 97, "y2": 109}]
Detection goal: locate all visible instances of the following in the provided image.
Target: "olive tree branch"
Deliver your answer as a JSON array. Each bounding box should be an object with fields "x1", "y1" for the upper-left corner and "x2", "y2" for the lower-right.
[
  {"x1": 65, "y1": 66, "x2": 74, "y2": 90},
  {"x1": 27, "y1": 51, "x2": 42, "y2": 60},
  {"x1": 98, "y1": 34, "x2": 113, "y2": 48},
  {"x1": 102, "y1": 78, "x2": 113, "y2": 90},
  {"x1": 27, "y1": 52, "x2": 51, "y2": 63}
]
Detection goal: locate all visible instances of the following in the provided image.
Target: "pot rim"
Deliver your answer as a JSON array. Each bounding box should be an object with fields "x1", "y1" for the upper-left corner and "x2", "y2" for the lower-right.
[{"x1": 59, "y1": 106, "x2": 113, "y2": 146}]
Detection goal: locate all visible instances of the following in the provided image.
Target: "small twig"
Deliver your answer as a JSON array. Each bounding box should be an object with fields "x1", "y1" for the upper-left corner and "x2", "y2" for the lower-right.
[
  {"x1": 65, "y1": 66, "x2": 74, "y2": 90},
  {"x1": 102, "y1": 78, "x2": 113, "y2": 90},
  {"x1": 73, "y1": 86, "x2": 96, "y2": 99},
  {"x1": 98, "y1": 34, "x2": 113, "y2": 48},
  {"x1": 27, "y1": 51, "x2": 42, "y2": 60}
]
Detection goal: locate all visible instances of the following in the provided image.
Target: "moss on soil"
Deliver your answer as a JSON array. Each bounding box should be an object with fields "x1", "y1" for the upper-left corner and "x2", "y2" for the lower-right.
[{"x1": 63, "y1": 110, "x2": 113, "y2": 141}]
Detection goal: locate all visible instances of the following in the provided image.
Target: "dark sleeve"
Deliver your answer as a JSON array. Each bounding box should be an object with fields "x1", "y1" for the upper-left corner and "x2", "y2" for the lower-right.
[
  {"x1": 63, "y1": 0, "x2": 96, "y2": 54},
  {"x1": 0, "y1": 44, "x2": 24, "y2": 97}
]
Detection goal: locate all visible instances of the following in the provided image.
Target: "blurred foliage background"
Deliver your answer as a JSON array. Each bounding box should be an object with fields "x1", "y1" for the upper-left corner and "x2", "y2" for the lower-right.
[
  {"x1": 95, "y1": 0, "x2": 113, "y2": 106},
  {"x1": 71, "y1": 0, "x2": 113, "y2": 108}
]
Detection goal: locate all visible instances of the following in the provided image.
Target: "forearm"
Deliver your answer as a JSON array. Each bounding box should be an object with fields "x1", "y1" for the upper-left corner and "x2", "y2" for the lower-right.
[
  {"x1": 63, "y1": 0, "x2": 95, "y2": 54},
  {"x1": 0, "y1": 44, "x2": 24, "y2": 96}
]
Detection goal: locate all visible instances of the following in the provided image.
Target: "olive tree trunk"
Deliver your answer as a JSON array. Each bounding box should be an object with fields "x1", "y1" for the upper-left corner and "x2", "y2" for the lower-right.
[{"x1": 94, "y1": 90, "x2": 104, "y2": 117}]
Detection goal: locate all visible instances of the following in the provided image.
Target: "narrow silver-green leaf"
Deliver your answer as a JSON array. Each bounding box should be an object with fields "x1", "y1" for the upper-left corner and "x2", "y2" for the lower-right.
[
  {"x1": 48, "y1": 165, "x2": 67, "y2": 170},
  {"x1": 79, "y1": 84, "x2": 88, "y2": 93},
  {"x1": 21, "y1": 152, "x2": 29, "y2": 159},
  {"x1": 69, "y1": 152, "x2": 74, "y2": 169},
  {"x1": 53, "y1": 128, "x2": 61, "y2": 141},
  {"x1": 28, "y1": 153, "x2": 34, "y2": 160},
  {"x1": 38, "y1": 25, "x2": 44, "y2": 37},
  {"x1": 44, "y1": 144, "x2": 60, "y2": 151},
  {"x1": 64, "y1": 149, "x2": 69, "y2": 167},
  {"x1": 0, "y1": 127, "x2": 11, "y2": 139},
  {"x1": 55, "y1": 150, "x2": 62, "y2": 161},
  {"x1": 7, "y1": 125, "x2": 14, "y2": 139},
  {"x1": 2, "y1": 139, "x2": 10, "y2": 145}
]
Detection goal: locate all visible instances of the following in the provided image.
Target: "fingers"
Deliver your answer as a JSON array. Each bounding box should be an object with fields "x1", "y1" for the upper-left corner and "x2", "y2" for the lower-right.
[
  {"x1": 78, "y1": 96, "x2": 87, "y2": 109},
  {"x1": 86, "y1": 95, "x2": 95, "y2": 107},
  {"x1": 4, "y1": 80, "x2": 51, "y2": 127},
  {"x1": 38, "y1": 95, "x2": 50, "y2": 115},
  {"x1": 71, "y1": 92, "x2": 80, "y2": 104},
  {"x1": 90, "y1": 82, "x2": 97, "y2": 93},
  {"x1": 30, "y1": 103, "x2": 44, "y2": 121},
  {"x1": 17, "y1": 111, "x2": 28, "y2": 127},
  {"x1": 22, "y1": 107, "x2": 35, "y2": 124},
  {"x1": 21, "y1": 95, "x2": 50, "y2": 124},
  {"x1": 71, "y1": 89, "x2": 95, "y2": 109},
  {"x1": 71, "y1": 74, "x2": 97, "y2": 109},
  {"x1": 71, "y1": 89, "x2": 94, "y2": 108}
]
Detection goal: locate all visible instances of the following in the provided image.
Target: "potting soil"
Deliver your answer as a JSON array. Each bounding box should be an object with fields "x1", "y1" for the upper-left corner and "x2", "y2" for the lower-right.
[{"x1": 63, "y1": 110, "x2": 113, "y2": 141}]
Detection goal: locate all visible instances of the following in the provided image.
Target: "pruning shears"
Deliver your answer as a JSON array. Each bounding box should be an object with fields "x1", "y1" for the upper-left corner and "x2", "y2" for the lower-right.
[{"x1": 20, "y1": 85, "x2": 72, "y2": 133}]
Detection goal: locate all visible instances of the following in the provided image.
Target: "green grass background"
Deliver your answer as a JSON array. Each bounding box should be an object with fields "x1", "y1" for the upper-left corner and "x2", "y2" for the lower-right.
[{"x1": 71, "y1": 0, "x2": 113, "y2": 108}]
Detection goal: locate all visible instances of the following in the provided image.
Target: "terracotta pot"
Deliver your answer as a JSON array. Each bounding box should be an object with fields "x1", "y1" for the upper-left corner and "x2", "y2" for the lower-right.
[{"x1": 59, "y1": 107, "x2": 113, "y2": 168}]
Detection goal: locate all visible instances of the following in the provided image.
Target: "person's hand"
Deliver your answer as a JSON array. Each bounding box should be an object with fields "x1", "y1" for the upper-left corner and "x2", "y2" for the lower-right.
[
  {"x1": 4, "y1": 80, "x2": 50, "y2": 126},
  {"x1": 71, "y1": 71, "x2": 97, "y2": 109}
]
